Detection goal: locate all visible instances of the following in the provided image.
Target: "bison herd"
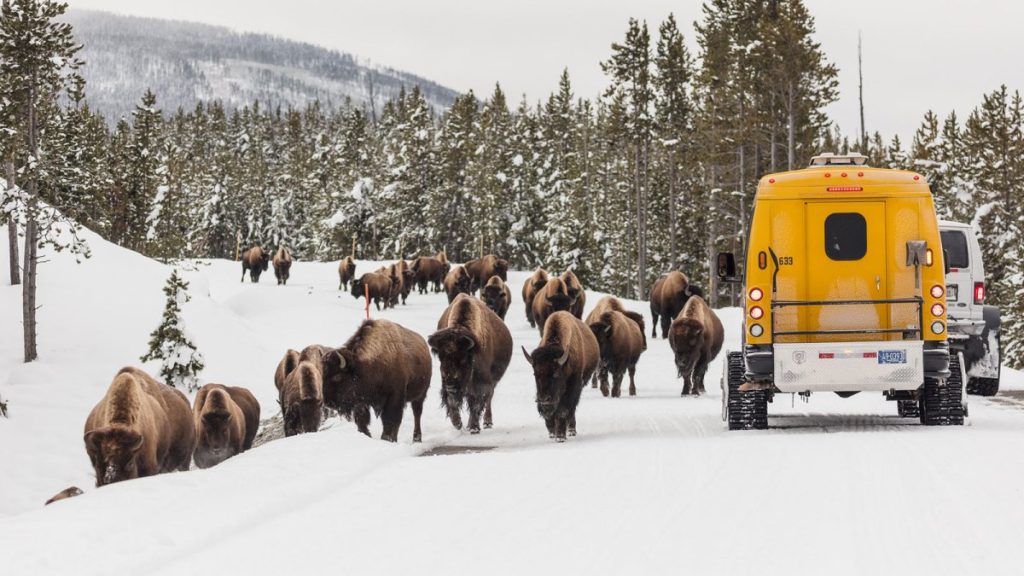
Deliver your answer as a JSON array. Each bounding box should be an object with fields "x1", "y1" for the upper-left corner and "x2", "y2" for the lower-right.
[{"x1": 80, "y1": 253, "x2": 721, "y2": 492}]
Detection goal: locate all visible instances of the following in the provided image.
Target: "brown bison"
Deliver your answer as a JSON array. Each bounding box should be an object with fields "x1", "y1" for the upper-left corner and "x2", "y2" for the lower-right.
[
  {"x1": 192, "y1": 384, "x2": 260, "y2": 468},
  {"x1": 411, "y1": 254, "x2": 449, "y2": 294},
  {"x1": 464, "y1": 254, "x2": 509, "y2": 293},
  {"x1": 531, "y1": 276, "x2": 573, "y2": 335},
  {"x1": 650, "y1": 271, "x2": 702, "y2": 339},
  {"x1": 280, "y1": 349, "x2": 325, "y2": 436},
  {"x1": 561, "y1": 269, "x2": 587, "y2": 319},
  {"x1": 585, "y1": 296, "x2": 648, "y2": 353},
  {"x1": 376, "y1": 264, "x2": 403, "y2": 308},
  {"x1": 84, "y1": 367, "x2": 195, "y2": 487},
  {"x1": 272, "y1": 246, "x2": 292, "y2": 285},
  {"x1": 351, "y1": 272, "x2": 394, "y2": 310},
  {"x1": 523, "y1": 311, "x2": 599, "y2": 442},
  {"x1": 274, "y1": 349, "x2": 300, "y2": 398},
  {"x1": 394, "y1": 259, "x2": 415, "y2": 304},
  {"x1": 241, "y1": 246, "x2": 270, "y2": 283},
  {"x1": 669, "y1": 295, "x2": 724, "y2": 396},
  {"x1": 338, "y1": 256, "x2": 357, "y2": 291},
  {"x1": 522, "y1": 268, "x2": 550, "y2": 328},
  {"x1": 480, "y1": 275, "x2": 512, "y2": 320},
  {"x1": 428, "y1": 294, "x2": 513, "y2": 433},
  {"x1": 588, "y1": 309, "x2": 645, "y2": 397},
  {"x1": 320, "y1": 319, "x2": 432, "y2": 442},
  {"x1": 443, "y1": 265, "x2": 473, "y2": 303}
]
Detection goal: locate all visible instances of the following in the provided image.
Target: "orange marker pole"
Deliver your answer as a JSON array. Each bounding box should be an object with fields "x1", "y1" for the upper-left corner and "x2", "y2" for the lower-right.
[{"x1": 364, "y1": 282, "x2": 370, "y2": 319}]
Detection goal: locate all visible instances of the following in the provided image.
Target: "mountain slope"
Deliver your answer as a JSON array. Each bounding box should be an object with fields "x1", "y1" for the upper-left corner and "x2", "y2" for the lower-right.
[{"x1": 63, "y1": 9, "x2": 459, "y2": 120}]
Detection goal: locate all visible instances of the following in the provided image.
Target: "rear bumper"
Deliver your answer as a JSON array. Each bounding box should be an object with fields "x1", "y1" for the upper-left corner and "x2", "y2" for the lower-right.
[{"x1": 773, "y1": 341, "x2": 926, "y2": 393}]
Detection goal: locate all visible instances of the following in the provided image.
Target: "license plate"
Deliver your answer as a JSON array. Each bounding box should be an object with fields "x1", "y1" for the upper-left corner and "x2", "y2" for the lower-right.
[
  {"x1": 946, "y1": 285, "x2": 958, "y2": 301},
  {"x1": 878, "y1": 350, "x2": 907, "y2": 364}
]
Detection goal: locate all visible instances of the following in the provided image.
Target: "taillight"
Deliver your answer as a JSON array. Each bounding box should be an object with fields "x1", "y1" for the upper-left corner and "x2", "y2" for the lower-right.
[
  {"x1": 926, "y1": 249, "x2": 933, "y2": 266},
  {"x1": 931, "y1": 303, "x2": 944, "y2": 317},
  {"x1": 930, "y1": 285, "x2": 944, "y2": 299},
  {"x1": 749, "y1": 287, "x2": 763, "y2": 302},
  {"x1": 974, "y1": 282, "x2": 985, "y2": 304},
  {"x1": 749, "y1": 306, "x2": 764, "y2": 320}
]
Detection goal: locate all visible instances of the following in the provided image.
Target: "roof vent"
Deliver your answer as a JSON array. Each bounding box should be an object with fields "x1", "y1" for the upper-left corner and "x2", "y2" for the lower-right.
[{"x1": 809, "y1": 152, "x2": 869, "y2": 167}]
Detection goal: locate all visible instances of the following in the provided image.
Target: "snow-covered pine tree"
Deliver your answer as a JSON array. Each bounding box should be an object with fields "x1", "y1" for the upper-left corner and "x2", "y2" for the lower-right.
[
  {"x1": 141, "y1": 270, "x2": 204, "y2": 390},
  {"x1": 431, "y1": 90, "x2": 476, "y2": 261}
]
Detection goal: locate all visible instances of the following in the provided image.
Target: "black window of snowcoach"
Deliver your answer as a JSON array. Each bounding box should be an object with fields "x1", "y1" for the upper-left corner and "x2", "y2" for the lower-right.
[
  {"x1": 940, "y1": 230, "x2": 970, "y2": 269},
  {"x1": 824, "y1": 213, "x2": 867, "y2": 261}
]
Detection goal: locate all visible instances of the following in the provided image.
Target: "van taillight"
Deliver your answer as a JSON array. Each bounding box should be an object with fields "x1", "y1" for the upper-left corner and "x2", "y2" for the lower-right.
[{"x1": 974, "y1": 282, "x2": 985, "y2": 304}]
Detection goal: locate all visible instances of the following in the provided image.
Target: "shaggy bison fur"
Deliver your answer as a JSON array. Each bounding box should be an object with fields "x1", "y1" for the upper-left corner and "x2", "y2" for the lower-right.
[
  {"x1": 192, "y1": 384, "x2": 260, "y2": 468},
  {"x1": 480, "y1": 275, "x2": 512, "y2": 320},
  {"x1": 464, "y1": 254, "x2": 509, "y2": 293},
  {"x1": 351, "y1": 272, "x2": 394, "y2": 310},
  {"x1": 669, "y1": 295, "x2": 724, "y2": 396},
  {"x1": 338, "y1": 256, "x2": 357, "y2": 290},
  {"x1": 531, "y1": 276, "x2": 573, "y2": 335},
  {"x1": 560, "y1": 269, "x2": 587, "y2": 319},
  {"x1": 428, "y1": 294, "x2": 513, "y2": 432},
  {"x1": 650, "y1": 271, "x2": 701, "y2": 339},
  {"x1": 272, "y1": 246, "x2": 292, "y2": 285},
  {"x1": 84, "y1": 367, "x2": 195, "y2": 487},
  {"x1": 522, "y1": 268, "x2": 549, "y2": 328},
  {"x1": 443, "y1": 265, "x2": 473, "y2": 303},
  {"x1": 522, "y1": 311, "x2": 599, "y2": 442},
  {"x1": 241, "y1": 246, "x2": 271, "y2": 283},
  {"x1": 411, "y1": 254, "x2": 449, "y2": 294}
]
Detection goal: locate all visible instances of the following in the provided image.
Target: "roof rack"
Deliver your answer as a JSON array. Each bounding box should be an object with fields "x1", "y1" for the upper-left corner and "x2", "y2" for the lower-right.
[{"x1": 809, "y1": 152, "x2": 869, "y2": 167}]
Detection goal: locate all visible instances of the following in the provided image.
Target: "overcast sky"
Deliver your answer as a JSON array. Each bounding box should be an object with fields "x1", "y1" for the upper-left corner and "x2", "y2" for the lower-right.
[{"x1": 67, "y1": 0, "x2": 1022, "y2": 142}]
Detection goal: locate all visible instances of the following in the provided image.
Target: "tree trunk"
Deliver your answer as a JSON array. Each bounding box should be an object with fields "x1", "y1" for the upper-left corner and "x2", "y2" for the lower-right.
[
  {"x1": 787, "y1": 82, "x2": 796, "y2": 170},
  {"x1": 6, "y1": 159, "x2": 19, "y2": 286},
  {"x1": 668, "y1": 155, "x2": 677, "y2": 270},
  {"x1": 23, "y1": 81, "x2": 39, "y2": 362},
  {"x1": 634, "y1": 142, "x2": 644, "y2": 300}
]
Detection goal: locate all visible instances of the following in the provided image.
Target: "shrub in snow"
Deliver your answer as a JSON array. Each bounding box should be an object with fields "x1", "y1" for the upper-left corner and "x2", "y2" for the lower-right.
[
  {"x1": 0, "y1": 394, "x2": 7, "y2": 418},
  {"x1": 141, "y1": 270, "x2": 204, "y2": 390}
]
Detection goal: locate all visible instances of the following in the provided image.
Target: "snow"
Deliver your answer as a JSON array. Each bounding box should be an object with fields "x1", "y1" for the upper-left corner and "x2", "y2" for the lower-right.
[{"x1": 4, "y1": 226, "x2": 1024, "y2": 575}]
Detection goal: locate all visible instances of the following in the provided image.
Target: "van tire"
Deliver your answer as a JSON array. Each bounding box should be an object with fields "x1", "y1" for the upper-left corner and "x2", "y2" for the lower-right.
[
  {"x1": 920, "y1": 354, "x2": 964, "y2": 426},
  {"x1": 727, "y1": 352, "x2": 768, "y2": 430}
]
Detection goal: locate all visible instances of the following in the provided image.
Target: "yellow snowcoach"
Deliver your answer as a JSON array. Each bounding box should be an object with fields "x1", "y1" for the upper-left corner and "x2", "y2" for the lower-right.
[{"x1": 718, "y1": 153, "x2": 964, "y2": 429}]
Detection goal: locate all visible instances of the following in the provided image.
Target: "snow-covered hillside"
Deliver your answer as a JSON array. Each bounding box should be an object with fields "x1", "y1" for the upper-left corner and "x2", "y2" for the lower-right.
[
  {"x1": 64, "y1": 9, "x2": 458, "y2": 122},
  {"x1": 3, "y1": 228, "x2": 1024, "y2": 575}
]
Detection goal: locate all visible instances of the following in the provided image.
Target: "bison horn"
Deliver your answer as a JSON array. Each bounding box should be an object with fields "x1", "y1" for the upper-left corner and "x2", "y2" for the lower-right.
[
  {"x1": 334, "y1": 350, "x2": 347, "y2": 370},
  {"x1": 557, "y1": 347, "x2": 569, "y2": 366},
  {"x1": 462, "y1": 335, "x2": 476, "y2": 350},
  {"x1": 130, "y1": 434, "x2": 145, "y2": 452},
  {"x1": 521, "y1": 346, "x2": 533, "y2": 365}
]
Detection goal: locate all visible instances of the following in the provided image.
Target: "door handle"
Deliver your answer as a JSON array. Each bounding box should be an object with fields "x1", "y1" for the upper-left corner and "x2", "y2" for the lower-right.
[{"x1": 876, "y1": 276, "x2": 881, "y2": 291}]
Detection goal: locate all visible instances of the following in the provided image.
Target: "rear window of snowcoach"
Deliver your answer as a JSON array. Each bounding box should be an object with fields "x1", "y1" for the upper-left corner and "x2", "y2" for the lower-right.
[{"x1": 824, "y1": 212, "x2": 867, "y2": 261}]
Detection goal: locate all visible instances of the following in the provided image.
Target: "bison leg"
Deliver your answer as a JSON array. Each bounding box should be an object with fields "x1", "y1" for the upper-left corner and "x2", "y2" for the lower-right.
[
  {"x1": 241, "y1": 267, "x2": 246, "y2": 282},
  {"x1": 628, "y1": 364, "x2": 637, "y2": 396},
  {"x1": 681, "y1": 372, "x2": 693, "y2": 396},
  {"x1": 411, "y1": 399, "x2": 424, "y2": 443},
  {"x1": 611, "y1": 369, "x2": 625, "y2": 398},
  {"x1": 553, "y1": 417, "x2": 566, "y2": 442},
  {"x1": 599, "y1": 363, "x2": 610, "y2": 397},
  {"x1": 661, "y1": 315, "x2": 671, "y2": 339},
  {"x1": 651, "y1": 311, "x2": 658, "y2": 338},
  {"x1": 483, "y1": 388, "x2": 494, "y2": 429},
  {"x1": 694, "y1": 359, "x2": 708, "y2": 395},
  {"x1": 526, "y1": 307, "x2": 535, "y2": 328},
  {"x1": 467, "y1": 393, "x2": 484, "y2": 434},
  {"x1": 354, "y1": 404, "x2": 372, "y2": 437},
  {"x1": 380, "y1": 397, "x2": 404, "y2": 442},
  {"x1": 544, "y1": 416, "x2": 556, "y2": 439}
]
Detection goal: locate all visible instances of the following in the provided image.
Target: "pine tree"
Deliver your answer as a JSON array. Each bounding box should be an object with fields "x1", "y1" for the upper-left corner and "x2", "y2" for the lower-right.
[
  {"x1": 141, "y1": 270, "x2": 204, "y2": 390},
  {"x1": 0, "y1": 0, "x2": 90, "y2": 362}
]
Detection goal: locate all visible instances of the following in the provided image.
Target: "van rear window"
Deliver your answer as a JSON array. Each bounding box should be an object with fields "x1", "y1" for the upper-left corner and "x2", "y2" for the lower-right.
[
  {"x1": 824, "y1": 213, "x2": 867, "y2": 261},
  {"x1": 940, "y1": 230, "x2": 970, "y2": 269}
]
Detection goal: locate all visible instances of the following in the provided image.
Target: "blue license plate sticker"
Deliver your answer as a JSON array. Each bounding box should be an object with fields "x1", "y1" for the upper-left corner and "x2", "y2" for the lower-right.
[{"x1": 878, "y1": 350, "x2": 907, "y2": 364}]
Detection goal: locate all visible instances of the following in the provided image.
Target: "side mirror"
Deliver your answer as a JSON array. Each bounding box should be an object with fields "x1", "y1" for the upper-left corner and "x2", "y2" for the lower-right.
[
  {"x1": 943, "y1": 249, "x2": 951, "y2": 275},
  {"x1": 716, "y1": 252, "x2": 740, "y2": 283}
]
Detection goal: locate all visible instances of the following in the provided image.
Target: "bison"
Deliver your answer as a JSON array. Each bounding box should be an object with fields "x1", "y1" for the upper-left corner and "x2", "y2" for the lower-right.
[
  {"x1": 561, "y1": 269, "x2": 587, "y2": 319},
  {"x1": 192, "y1": 384, "x2": 260, "y2": 468},
  {"x1": 669, "y1": 295, "x2": 724, "y2": 396},
  {"x1": 444, "y1": 265, "x2": 473, "y2": 303},
  {"x1": 411, "y1": 254, "x2": 449, "y2": 294},
  {"x1": 650, "y1": 271, "x2": 701, "y2": 339},
  {"x1": 522, "y1": 268, "x2": 549, "y2": 328},
  {"x1": 83, "y1": 367, "x2": 195, "y2": 487},
  {"x1": 480, "y1": 275, "x2": 512, "y2": 320},
  {"x1": 320, "y1": 319, "x2": 432, "y2": 442},
  {"x1": 394, "y1": 259, "x2": 415, "y2": 305},
  {"x1": 585, "y1": 296, "x2": 647, "y2": 353},
  {"x1": 338, "y1": 256, "x2": 357, "y2": 291},
  {"x1": 241, "y1": 246, "x2": 271, "y2": 283},
  {"x1": 523, "y1": 311, "x2": 599, "y2": 442},
  {"x1": 272, "y1": 246, "x2": 292, "y2": 285},
  {"x1": 280, "y1": 351, "x2": 325, "y2": 436},
  {"x1": 464, "y1": 254, "x2": 509, "y2": 293},
  {"x1": 351, "y1": 272, "x2": 394, "y2": 311},
  {"x1": 531, "y1": 276, "x2": 573, "y2": 335},
  {"x1": 428, "y1": 294, "x2": 513, "y2": 432},
  {"x1": 588, "y1": 309, "x2": 645, "y2": 397}
]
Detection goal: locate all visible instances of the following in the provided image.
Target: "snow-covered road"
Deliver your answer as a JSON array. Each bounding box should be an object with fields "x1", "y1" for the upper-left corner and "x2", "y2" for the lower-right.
[{"x1": 3, "y1": 230, "x2": 1024, "y2": 575}]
